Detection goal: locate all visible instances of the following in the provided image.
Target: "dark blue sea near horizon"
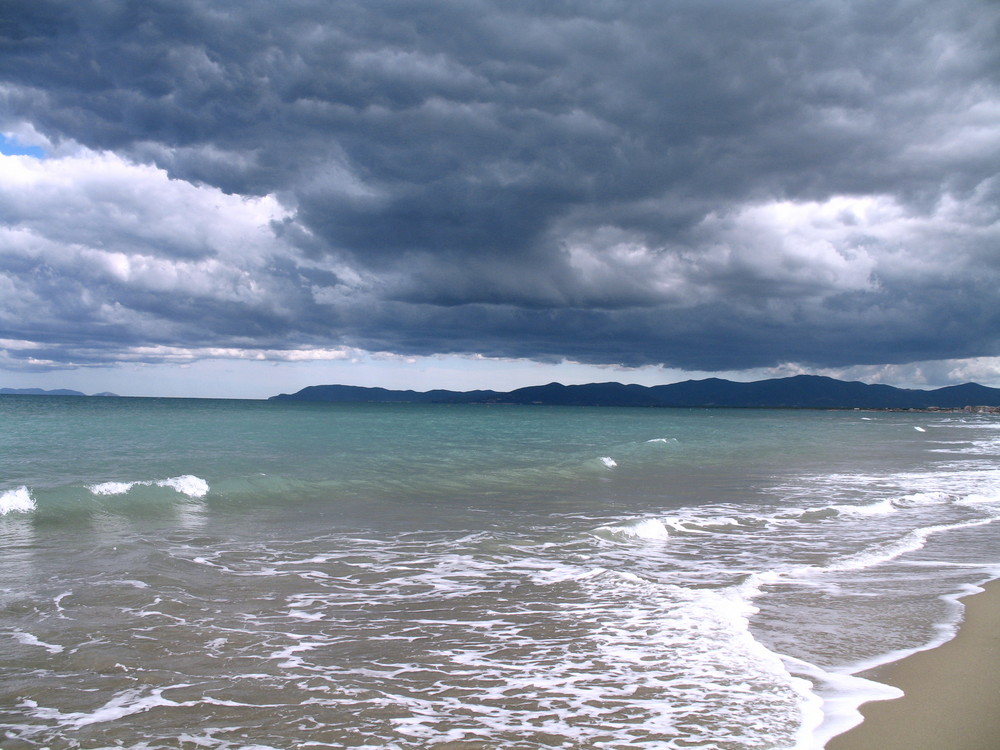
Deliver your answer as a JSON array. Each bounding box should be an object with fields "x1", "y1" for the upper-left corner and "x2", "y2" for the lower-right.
[{"x1": 2, "y1": 395, "x2": 1000, "y2": 749}]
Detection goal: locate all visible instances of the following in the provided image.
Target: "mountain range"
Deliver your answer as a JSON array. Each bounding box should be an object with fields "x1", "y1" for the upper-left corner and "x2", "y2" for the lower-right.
[{"x1": 270, "y1": 375, "x2": 1000, "y2": 409}]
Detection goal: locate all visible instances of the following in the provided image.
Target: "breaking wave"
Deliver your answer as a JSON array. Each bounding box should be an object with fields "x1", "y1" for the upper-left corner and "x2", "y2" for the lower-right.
[
  {"x1": 89, "y1": 474, "x2": 210, "y2": 498},
  {"x1": 0, "y1": 486, "x2": 35, "y2": 515}
]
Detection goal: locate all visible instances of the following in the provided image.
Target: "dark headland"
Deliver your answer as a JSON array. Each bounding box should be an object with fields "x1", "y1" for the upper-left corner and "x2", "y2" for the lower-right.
[{"x1": 270, "y1": 375, "x2": 1000, "y2": 411}]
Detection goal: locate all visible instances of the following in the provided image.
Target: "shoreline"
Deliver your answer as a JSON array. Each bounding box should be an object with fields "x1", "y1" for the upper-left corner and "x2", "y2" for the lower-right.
[{"x1": 825, "y1": 577, "x2": 1000, "y2": 750}]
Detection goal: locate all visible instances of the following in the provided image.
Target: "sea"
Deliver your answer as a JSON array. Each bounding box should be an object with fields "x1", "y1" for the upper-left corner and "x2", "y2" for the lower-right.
[{"x1": 2, "y1": 395, "x2": 999, "y2": 749}]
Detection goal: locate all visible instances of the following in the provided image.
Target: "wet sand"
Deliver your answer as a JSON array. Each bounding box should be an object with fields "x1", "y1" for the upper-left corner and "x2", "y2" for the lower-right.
[{"x1": 826, "y1": 577, "x2": 1000, "y2": 750}]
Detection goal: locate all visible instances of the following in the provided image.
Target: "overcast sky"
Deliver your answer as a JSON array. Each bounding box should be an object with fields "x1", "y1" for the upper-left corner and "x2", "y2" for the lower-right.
[{"x1": 1, "y1": 0, "x2": 998, "y2": 398}]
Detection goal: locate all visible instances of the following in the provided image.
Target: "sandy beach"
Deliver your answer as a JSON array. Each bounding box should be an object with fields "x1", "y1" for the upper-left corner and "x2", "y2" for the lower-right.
[{"x1": 826, "y1": 577, "x2": 1000, "y2": 750}]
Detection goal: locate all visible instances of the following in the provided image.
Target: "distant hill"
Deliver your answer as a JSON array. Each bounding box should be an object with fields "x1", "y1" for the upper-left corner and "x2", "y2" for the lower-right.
[
  {"x1": 271, "y1": 384, "x2": 504, "y2": 404},
  {"x1": 270, "y1": 375, "x2": 1000, "y2": 409},
  {"x1": 0, "y1": 388, "x2": 119, "y2": 397}
]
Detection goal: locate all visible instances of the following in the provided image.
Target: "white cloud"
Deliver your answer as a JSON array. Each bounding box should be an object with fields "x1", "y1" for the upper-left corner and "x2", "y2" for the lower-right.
[
  {"x1": 759, "y1": 358, "x2": 1000, "y2": 390},
  {"x1": 0, "y1": 147, "x2": 333, "y2": 341},
  {"x1": 692, "y1": 197, "x2": 884, "y2": 297},
  {"x1": 118, "y1": 345, "x2": 361, "y2": 363},
  {"x1": 559, "y1": 194, "x2": 912, "y2": 308},
  {"x1": 0, "y1": 148, "x2": 291, "y2": 259}
]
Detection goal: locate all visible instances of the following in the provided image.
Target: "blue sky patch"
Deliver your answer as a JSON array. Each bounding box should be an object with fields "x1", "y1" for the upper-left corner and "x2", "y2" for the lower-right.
[{"x1": 0, "y1": 134, "x2": 46, "y2": 158}]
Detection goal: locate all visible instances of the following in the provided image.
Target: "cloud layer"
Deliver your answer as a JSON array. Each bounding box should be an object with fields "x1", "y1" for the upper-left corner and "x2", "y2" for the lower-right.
[{"x1": 1, "y1": 0, "x2": 998, "y2": 374}]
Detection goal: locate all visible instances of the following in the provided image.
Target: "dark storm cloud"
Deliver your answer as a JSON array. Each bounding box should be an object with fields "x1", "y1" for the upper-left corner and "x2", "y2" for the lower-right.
[{"x1": 0, "y1": 0, "x2": 998, "y2": 371}]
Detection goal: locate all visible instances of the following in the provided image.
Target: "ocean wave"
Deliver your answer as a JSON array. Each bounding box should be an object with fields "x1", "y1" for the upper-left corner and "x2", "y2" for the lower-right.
[
  {"x1": 931, "y1": 436, "x2": 1000, "y2": 455},
  {"x1": 0, "y1": 486, "x2": 35, "y2": 515},
  {"x1": 827, "y1": 499, "x2": 896, "y2": 516},
  {"x1": 662, "y1": 515, "x2": 752, "y2": 534},
  {"x1": 597, "y1": 517, "x2": 670, "y2": 540},
  {"x1": 88, "y1": 481, "x2": 134, "y2": 496},
  {"x1": 592, "y1": 479, "x2": 992, "y2": 553},
  {"x1": 892, "y1": 491, "x2": 952, "y2": 508},
  {"x1": 752, "y1": 517, "x2": 999, "y2": 586},
  {"x1": 157, "y1": 475, "x2": 210, "y2": 497},
  {"x1": 88, "y1": 475, "x2": 210, "y2": 499},
  {"x1": 956, "y1": 488, "x2": 1000, "y2": 507}
]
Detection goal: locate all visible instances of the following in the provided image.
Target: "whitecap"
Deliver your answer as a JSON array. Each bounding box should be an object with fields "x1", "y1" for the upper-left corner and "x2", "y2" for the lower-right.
[
  {"x1": 893, "y1": 491, "x2": 951, "y2": 508},
  {"x1": 663, "y1": 515, "x2": 747, "y2": 534},
  {"x1": 600, "y1": 517, "x2": 670, "y2": 540},
  {"x1": 599, "y1": 456, "x2": 617, "y2": 468},
  {"x1": 830, "y1": 499, "x2": 896, "y2": 516},
  {"x1": 89, "y1": 475, "x2": 210, "y2": 498},
  {"x1": 956, "y1": 489, "x2": 1000, "y2": 507},
  {"x1": 156, "y1": 475, "x2": 210, "y2": 498},
  {"x1": 88, "y1": 481, "x2": 135, "y2": 496},
  {"x1": 0, "y1": 486, "x2": 35, "y2": 515}
]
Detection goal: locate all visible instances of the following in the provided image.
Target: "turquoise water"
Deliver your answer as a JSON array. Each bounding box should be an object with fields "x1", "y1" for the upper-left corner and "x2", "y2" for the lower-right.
[{"x1": 2, "y1": 396, "x2": 999, "y2": 748}]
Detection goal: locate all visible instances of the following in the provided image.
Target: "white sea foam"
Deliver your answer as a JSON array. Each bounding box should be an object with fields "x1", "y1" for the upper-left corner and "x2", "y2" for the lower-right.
[
  {"x1": 23, "y1": 693, "x2": 123, "y2": 729},
  {"x1": 599, "y1": 517, "x2": 670, "y2": 540},
  {"x1": 599, "y1": 456, "x2": 617, "y2": 468},
  {"x1": 53, "y1": 591, "x2": 71, "y2": 616},
  {"x1": 88, "y1": 475, "x2": 210, "y2": 498},
  {"x1": 662, "y1": 515, "x2": 747, "y2": 534},
  {"x1": 807, "y1": 580, "x2": 1000, "y2": 748},
  {"x1": 811, "y1": 517, "x2": 996, "y2": 575},
  {"x1": 529, "y1": 564, "x2": 610, "y2": 585},
  {"x1": 956, "y1": 488, "x2": 1000, "y2": 507},
  {"x1": 88, "y1": 481, "x2": 135, "y2": 495},
  {"x1": 156, "y1": 475, "x2": 210, "y2": 498},
  {"x1": 830, "y1": 498, "x2": 896, "y2": 516},
  {"x1": 893, "y1": 491, "x2": 952, "y2": 507},
  {"x1": 792, "y1": 657, "x2": 903, "y2": 749},
  {"x1": 21, "y1": 685, "x2": 208, "y2": 730},
  {"x1": 934, "y1": 436, "x2": 1000, "y2": 455},
  {"x1": 0, "y1": 486, "x2": 35, "y2": 514},
  {"x1": 271, "y1": 638, "x2": 324, "y2": 669},
  {"x1": 13, "y1": 631, "x2": 63, "y2": 654}
]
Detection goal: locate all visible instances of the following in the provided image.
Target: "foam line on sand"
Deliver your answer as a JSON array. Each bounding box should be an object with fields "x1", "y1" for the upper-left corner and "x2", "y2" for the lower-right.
[{"x1": 826, "y1": 577, "x2": 1000, "y2": 750}]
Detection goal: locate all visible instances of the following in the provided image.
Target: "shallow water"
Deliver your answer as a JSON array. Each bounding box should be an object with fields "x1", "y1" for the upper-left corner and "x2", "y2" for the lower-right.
[{"x1": 2, "y1": 397, "x2": 999, "y2": 748}]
